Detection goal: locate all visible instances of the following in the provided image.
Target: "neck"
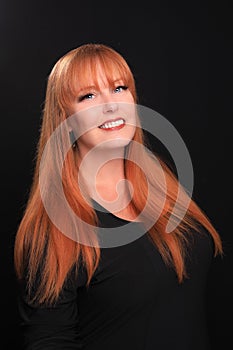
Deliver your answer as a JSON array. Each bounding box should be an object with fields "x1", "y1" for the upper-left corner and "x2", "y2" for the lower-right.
[{"x1": 77, "y1": 147, "x2": 132, "y2": 212}]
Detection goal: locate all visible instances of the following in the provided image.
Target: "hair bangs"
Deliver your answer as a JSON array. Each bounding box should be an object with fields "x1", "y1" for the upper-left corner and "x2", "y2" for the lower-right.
[{"x1": 59, "y1": 49, "x2": 136, "y2": 110}]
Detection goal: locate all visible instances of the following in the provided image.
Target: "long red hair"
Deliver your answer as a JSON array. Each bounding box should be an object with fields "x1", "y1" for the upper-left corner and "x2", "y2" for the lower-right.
[{"x1": 14, "y1": 43, "x2": 223, "y2": 305}]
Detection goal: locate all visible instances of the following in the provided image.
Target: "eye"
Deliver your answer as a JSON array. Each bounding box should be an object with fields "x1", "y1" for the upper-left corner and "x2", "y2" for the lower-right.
[
  {"x1": 78, "y1": 93, "x2": 94, "y2": 102},
  {"x1": 114, "y1": 85, "x2": 128, "y2": 93}
]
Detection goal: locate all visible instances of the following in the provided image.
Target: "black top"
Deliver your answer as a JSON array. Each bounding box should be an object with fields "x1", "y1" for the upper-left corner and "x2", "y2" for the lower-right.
[{"x1": 17, "y1": 200, "x2": 214, "y2": 349}]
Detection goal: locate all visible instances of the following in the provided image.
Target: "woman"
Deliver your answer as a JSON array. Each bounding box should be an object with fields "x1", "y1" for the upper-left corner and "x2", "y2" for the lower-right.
[{"x1": 14, "y1": 43, "x2": 223, "y2": 349}]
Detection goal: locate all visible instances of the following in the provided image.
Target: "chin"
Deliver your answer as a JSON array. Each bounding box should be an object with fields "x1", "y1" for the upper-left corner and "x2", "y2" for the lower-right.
[{"x1": 98, "y1": 137, "x2": 132, "y2": 150}]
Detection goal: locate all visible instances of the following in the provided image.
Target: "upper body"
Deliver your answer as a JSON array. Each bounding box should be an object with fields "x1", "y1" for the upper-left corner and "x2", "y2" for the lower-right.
[
  {"x1": 14, "y1": 43, "x2": 222, "y2": 350},
  {"x1": 18, "y1": 200, "x2": 214, "y2": 350}
]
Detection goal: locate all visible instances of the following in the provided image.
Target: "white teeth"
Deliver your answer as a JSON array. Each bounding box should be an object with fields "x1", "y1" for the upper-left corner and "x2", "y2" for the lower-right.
[{"x1": 99, "y1": 119, "x2": 125, "y2": 129}]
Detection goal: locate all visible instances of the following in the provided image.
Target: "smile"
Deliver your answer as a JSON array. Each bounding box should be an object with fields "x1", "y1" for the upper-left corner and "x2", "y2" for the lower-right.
[{"x1": 98, "y1": 118, "x2": 125, "y2": 130}]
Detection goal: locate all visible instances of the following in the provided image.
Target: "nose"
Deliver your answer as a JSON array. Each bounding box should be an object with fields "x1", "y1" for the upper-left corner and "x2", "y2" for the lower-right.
[{"x1": 102, "y1": 101, "x2": 118, "y2": 114}]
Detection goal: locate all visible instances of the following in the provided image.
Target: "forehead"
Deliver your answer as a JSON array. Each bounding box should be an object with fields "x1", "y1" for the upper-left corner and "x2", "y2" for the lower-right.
[
  {"x1": 96, "y1": 63, "x2": 121, "y2": 81},
  {"x1": 83, "y1": 68, "x2": 123, "y2": 90},
  {"x1": 78, "y1": 61, "x2": 124, "y2": 90}
]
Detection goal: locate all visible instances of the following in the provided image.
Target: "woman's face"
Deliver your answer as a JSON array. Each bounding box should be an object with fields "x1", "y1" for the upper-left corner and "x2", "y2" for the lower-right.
[{"x1": 69, "y1": 63, "x2": 136, "y2": 158}]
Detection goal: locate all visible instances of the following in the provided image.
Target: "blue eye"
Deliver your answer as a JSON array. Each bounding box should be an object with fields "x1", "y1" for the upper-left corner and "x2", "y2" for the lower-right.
[
  {"x1": 78, "y1": 93, "x2": 94, "y2": 102},
  {"x1": 114, "y1": 85, "x2": 128, "y2": 93}
]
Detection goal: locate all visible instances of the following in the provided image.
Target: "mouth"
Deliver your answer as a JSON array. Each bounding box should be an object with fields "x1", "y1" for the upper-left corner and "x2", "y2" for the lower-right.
[{"x1": 98, "y1": 118, "x2": 125, "y2": 130}]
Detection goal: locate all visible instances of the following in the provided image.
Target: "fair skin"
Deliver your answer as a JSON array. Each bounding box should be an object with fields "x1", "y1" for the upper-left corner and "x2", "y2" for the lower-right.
[{"x1": 69, "y1": 64, "x2": 139, "y2": 221}]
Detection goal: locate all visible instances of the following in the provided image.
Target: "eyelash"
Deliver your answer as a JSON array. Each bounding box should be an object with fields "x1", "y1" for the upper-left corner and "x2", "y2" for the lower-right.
[
  {"x1": 78, "y1": 85, "x2": 128, "y2": 102},
  {"x1": 114, "y1": 85, "x2": 128, "y2": 93},
  {"x1": 78, "y1": 93, "x2": 94, "y2": 102}
]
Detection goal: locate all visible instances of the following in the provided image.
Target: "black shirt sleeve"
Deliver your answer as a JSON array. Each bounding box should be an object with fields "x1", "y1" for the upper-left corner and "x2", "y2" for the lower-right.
[{"x1": 17, "y1": 266, "x2": 85, "y2": 350}]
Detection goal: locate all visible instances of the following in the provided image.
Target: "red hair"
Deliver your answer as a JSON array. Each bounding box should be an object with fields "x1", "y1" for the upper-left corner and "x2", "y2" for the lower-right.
[{"x1": 14, "y1": 43, "x2": 223, "y2": 305}]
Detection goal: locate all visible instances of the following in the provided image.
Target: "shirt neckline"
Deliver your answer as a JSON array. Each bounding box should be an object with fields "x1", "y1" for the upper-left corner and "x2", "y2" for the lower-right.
[{"x1": 91, "y1": 198, "x2": 143, "y2": 224}]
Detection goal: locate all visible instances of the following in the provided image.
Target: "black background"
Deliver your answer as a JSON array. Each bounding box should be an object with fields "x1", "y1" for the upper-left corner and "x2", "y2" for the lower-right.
[{"x1": 1, "y1": 0, "x2": 232, "y2": 349}]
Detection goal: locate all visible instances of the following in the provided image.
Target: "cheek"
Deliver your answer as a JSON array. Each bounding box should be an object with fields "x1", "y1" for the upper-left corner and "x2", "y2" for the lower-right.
[
  {"x1": 71, "y1": 108, "x2": 101, "y2": 138},
  {"x1": 126, "y1": 91, "x2": 135, "y2": 103},
  {"x1": 122, "y1": 103, "x2": 137, "y2": 124}
]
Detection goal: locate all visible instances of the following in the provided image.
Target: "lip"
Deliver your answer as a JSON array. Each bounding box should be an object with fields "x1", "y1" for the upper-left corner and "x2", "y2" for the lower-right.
[{"x1": 98, "y1": 117, "x2": 125, "y2": 128}]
